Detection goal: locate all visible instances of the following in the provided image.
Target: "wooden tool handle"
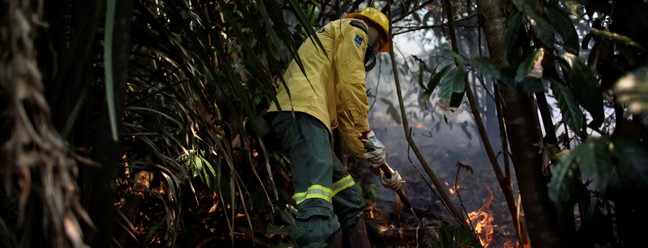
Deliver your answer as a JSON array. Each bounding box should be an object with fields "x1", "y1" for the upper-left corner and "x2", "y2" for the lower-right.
[{"x1": 378, "y1": 162, "x2": 413, "y2": 210}]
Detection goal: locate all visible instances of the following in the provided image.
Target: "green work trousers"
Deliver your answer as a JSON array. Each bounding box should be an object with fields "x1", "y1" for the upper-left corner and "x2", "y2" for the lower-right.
[{"x1": 271, "y1": 112, "x2": 366, "y2": 247}]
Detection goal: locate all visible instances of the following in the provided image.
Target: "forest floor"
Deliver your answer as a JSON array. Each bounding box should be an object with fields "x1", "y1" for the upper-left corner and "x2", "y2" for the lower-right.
[{"x1": 115, "y1": 155, "x2": 521, "y2": 247}]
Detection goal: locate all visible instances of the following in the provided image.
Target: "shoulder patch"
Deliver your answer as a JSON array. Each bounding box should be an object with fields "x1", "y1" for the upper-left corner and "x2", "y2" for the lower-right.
[
  {"x1": 354, "y1": 34, "x2": 363, "y2": 47},
  {"x1": 349, "y1": 19, "x2": 368, "y2": 34}
]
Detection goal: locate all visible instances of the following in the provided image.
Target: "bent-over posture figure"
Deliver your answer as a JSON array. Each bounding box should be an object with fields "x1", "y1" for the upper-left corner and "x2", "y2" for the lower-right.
[{"x1": 267, "y1": 7, "x2": 405, "y2": 247}]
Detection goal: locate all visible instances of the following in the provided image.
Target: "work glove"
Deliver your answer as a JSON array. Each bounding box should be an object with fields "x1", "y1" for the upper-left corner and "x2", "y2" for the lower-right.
[
  {"x1": 369, "y1": 166, "x2": 406, "y2": 190},
  {"x1": 360, "y1": 130, "x2": 386, "y2": 166},
  {"x1": 379, "y1": 170, "x2": 406, "y2": 190}
]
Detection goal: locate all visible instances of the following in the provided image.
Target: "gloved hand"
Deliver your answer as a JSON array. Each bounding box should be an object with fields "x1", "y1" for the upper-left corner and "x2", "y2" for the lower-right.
[
  {"x1": 379, "y1": 169, "x2": 406, "y2": 190},
  {"x1": 360, "y1": 130, "x2": 386, "y2": 166}
]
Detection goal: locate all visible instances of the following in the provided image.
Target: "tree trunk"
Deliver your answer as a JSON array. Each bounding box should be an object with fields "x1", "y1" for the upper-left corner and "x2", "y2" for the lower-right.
[
  {"x1": 476, "y1": 0, "x2": 562, "y2": 247},
  {"x1": 89, "y1": 0, "x2": 133, "y2": 247}
]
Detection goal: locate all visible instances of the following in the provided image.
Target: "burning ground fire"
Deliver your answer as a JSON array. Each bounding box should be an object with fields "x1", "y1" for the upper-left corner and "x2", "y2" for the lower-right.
[
  {"x1": 466, "y1": 186, "x2": 495, "y2": 247},
  {"x1": 366, "y1": 173, "x2": 518, "y2": 247}
]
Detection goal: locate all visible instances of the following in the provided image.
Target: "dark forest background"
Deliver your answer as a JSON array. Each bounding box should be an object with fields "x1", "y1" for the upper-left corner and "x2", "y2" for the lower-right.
[{"x1": 1, "y1": 0, "x2": 647, "y2": 247}]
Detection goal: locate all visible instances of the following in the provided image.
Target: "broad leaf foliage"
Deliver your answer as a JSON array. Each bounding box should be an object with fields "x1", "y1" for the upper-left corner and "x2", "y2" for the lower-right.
[{"x1": 2, "y1": 0, "x2": 647, "y2": 247}]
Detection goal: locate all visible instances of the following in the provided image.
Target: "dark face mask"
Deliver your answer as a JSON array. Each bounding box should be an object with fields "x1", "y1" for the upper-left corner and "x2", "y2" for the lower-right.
[
  {"x1": 364, "y1": 50, "x2": 376, "y2": 71},
  {"x1": 364, "y1": 30, "x2": 383, "y2": 71}
]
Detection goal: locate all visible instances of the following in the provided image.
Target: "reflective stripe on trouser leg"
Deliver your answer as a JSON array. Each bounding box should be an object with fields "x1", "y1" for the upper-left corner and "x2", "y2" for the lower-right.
[
  {"x1": 271, "y1": 112, "x2": 341, "y2": 246},
  {"x1": 331, "y1": 154, "x2": 366, "y2": 230}
]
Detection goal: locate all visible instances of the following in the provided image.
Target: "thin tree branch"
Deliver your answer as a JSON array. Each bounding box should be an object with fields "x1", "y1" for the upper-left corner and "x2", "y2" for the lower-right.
[
  {"x1": 442, "y1": 0, "x2": 529, "y2": 244},
  {"x1": 386, "y1": 0, "x2": 465, "y2": 224}
]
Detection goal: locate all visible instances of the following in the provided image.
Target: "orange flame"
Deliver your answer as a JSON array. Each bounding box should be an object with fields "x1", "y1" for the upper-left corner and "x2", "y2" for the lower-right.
[
  {"x1": 445, "y1": 181, "x2": 460, "y2": 196},
  {"x1": 466, "y1": 186, "x2": 495, "y2": 247}
]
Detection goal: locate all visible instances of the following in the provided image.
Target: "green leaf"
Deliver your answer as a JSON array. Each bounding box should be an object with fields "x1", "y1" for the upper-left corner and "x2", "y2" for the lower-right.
[
  {"x1": 546, "y1": 5, "x2": 580, "y2": 54},
  {"x1": 530, "y1": 17, "x2": 556, "y2": 49},
  {"x1": 449, "y1": 91, "x2": 465, "y2": 109},
  {"x1": 254, "y1": 0, "x2": 283, "y2": 61},
  {"x1": 200, "y1": 156, "x2": 216, "y2": 189},
  {"x1": 549, "y1": 137, "x2": 616, "y2": 203},
  {"x1": 513, "y1": 0, "x2": 555, "y2": 48},
  {"x1": 515, "y1": 49, "x2": 545, "y2": 83},
  {"x1": 469, "y1": 56, "x2": 501, "y2": 81},
  {"x1": 438, "y1": 67, "x2": 467, "y2": 99},
  {"x1": 418, "y1": 62, "x2": 427, "y2": 90},
  {"x1": 380, "y1": 98, "x2": 402, "y2": 124},
  {"x1": 590, "y1": 29, "x2": 646, "y2": 52},
  {"x1": 126, "y1": 106, "x2": 182, "y2": 128},
  {"x1": 193, "y1": 155, "x2": 203, "y2": 177},
  {"x1": 202, "y1": 156, "x2": 216, "y2": 177},
  {"x1": 286, "y1": 0, "x2": 326, "y2": 54},
  {"x1": 578, "y1": 138, "x2": 613, "y2": 191},
  {"x1": 551, "y1": 79, "x2": 583, "y2": 133},
  {"x1": 105, "y1": 0, "x2": 118, "y2": 141},
  {"x1": 548, "y1": 148, "x2": 580, "y2": 203},
  {"x1": 421, "y1": 64, "x2": 452, "y2": 101},
  {"x1": 561, "y1": 53, "x2": 604, "y2": 127},
  {"x1": 448, "y1": 50, "x2": 466, "y2": 71},
  {"x1": 430, "y1": 224, "x2": 482, "y2": 248},
  {"x1": 504, "y1": 10, "x2": 523, "y2": 59}
]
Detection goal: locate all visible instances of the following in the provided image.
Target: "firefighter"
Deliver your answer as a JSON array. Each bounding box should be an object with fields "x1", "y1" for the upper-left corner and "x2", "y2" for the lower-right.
[{"x1": 267, "y1": 7, "x2": 405, "y2": 247}]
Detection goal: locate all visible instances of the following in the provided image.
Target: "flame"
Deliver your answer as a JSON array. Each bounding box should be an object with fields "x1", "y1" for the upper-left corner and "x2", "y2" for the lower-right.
[
  {"x1": 445, "y1": 181, "x2": 460, "y2": 196},
  {"x1": 369, "y1": 206, "x2": 375, "y2": 219},
  {"x1": 208, "y1": 196, "x2": 220, "y2": 214},
  {"x1": 466, "y1": 186, "x2": 495, "y2": 247}
]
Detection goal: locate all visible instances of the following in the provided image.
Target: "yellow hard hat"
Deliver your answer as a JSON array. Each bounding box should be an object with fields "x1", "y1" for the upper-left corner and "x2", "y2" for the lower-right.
[{"x1": 346, "y1": 7, "x2": 390, "y2": 53}]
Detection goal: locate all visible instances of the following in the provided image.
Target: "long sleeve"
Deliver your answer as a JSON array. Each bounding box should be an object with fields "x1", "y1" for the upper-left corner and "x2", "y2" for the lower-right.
[{"x1": 335, "y1": 21, "x2": 371, "y2": 157}]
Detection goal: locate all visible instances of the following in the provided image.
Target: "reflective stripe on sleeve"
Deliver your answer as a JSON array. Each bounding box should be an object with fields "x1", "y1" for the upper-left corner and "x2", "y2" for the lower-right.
[
  {"x1": 332, "y1": 175, "x2": 355, "y2": 196},
  {"x1": 294, "y1": 185, "x2": 333, "y2": 205}
]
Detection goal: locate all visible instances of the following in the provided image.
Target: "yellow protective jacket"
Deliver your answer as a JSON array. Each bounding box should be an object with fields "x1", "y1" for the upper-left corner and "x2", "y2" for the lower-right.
[{"x1": 268, "y1": 18, "x2": 372, "y2": 157}]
